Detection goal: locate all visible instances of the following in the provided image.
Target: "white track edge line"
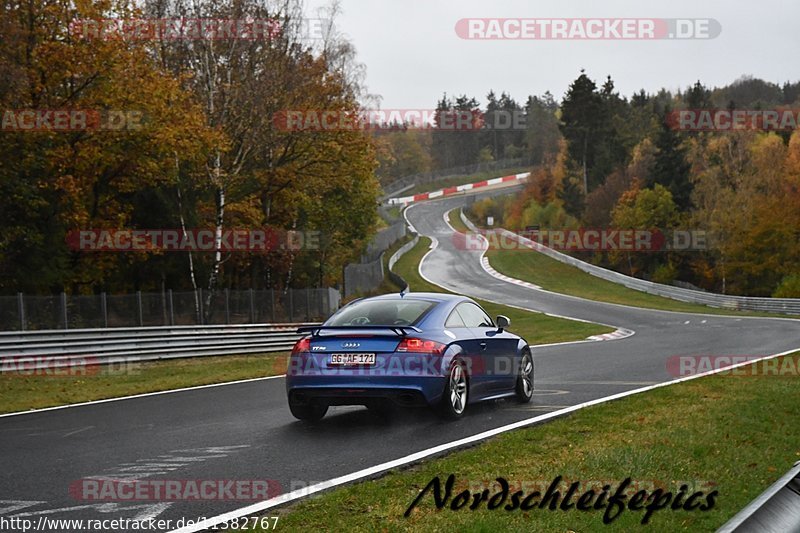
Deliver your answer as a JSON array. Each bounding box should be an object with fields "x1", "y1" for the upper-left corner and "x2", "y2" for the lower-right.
[
  {"x1": 437, "y1": 207, "x2": 633, "y2": 342},
  {"x1": 168, "y1": 346, "x2": 800, "y2": 533},
  {"x1": 0, "y1": 374, "x2": 285, "y2": 419}
]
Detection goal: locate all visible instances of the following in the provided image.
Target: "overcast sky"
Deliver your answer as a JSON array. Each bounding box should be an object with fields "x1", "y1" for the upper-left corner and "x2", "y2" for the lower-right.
[{"x1": 304, "y1": 0, "x2": 800, "y2": 108}]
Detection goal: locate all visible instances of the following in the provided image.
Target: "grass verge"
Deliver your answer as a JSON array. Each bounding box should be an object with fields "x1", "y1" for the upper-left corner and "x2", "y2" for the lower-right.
[
  {"x1": 392, "y1": 236, "x2": 613, "y2": 345},
  {"x1": 453, "y1": 208, "x2": 791, "y2": 318},
  {"x1": 0, "y1": 353, "x2": 286, "y2": 414},
  {"x1": 247, "y1": 352, "x2": 800, "y2": 532},
  {"x1": 447, "y1": 207, "x2": 470, "y2": 233},
  {"x1": 487, "y1": 248, "x2": 789, "y2": 317}
]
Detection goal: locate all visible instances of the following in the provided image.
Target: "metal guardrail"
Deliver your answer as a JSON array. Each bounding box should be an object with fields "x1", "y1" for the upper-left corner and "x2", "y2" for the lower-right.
[
  {"x1": 0, "y1": 323, "x2": 320, "y2": 372},
  {"x1": 718, "y1": 461, "x2": 800, "y2": 532},
  {"x1": 387, "y1": 233, "x2": 420, "y2": 290},
  {"x1": 459, "y1": 210, "x2": 800, "y2": 315}
]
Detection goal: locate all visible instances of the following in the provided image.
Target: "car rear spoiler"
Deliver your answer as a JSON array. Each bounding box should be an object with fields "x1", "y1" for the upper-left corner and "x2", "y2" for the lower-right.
[{"x1": 296, "y1": 325, "x2": 422, "y2": 337}]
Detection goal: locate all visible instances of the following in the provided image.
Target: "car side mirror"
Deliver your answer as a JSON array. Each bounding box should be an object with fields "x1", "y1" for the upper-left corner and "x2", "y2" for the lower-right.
[{"x1": 496, "y1": 315, "x2": 510, "y2": 332}]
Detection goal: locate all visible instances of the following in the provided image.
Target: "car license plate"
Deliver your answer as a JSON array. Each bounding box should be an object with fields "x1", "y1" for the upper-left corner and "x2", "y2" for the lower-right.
[{"x1": 329, "y1": 353, "x2": 376, "y2": 366}]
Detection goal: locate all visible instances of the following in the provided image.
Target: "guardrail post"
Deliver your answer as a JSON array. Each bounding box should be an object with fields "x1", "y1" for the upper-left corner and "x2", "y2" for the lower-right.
[
  {"x1": 341, "y1": 264, "x2": 346, "y2": 299},
  {"x1": 61, "y1": 292, "x2": 68, "y2": 329},
  {"x1": 101, "y1": 292, "x2": 108, "y2": 328},
  {"x1": 249, "y1": 288, "x2": 255, "y2": 323},
  {"x1": 198, "y1": 288, "x2": 204, "y2": 325},
  {"x1": 168, "y1": 290, "x2": 174, "y2": 326},
  {"x1": 136, "y1": 291, "x2": 143, "y2": 326},
  {"x1": 17, "y1": 292, "x2": 25, "y2": 331},
  {"x1": 225, "y1": 288, "x2": 230, "y2": 324}
]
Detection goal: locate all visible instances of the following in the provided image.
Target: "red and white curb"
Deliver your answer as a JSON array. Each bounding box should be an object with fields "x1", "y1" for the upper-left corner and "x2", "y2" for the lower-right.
[
  {"x1": 587, "y1": 328, "x2": 635, "y2": 341},
  {"x1": 479, "y1": 255, "x2": 633, "y2": 343},
  {"x1": 387, "y1": 171, "x2": 530, "y2": 205},
  {"x1": 481, "y1": 256, "x2": 541, "y2": 290}
]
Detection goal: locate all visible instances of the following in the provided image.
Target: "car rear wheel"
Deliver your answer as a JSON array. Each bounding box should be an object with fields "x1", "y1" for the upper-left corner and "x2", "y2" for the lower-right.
[
  {"x1": 438, "y1": 360, "x2": 468, "y2": 419},
  {"x1": 515, "y1": 351, "x2": 534, "y2": 403},
  {"x1": 289, "y1": 400, "x2": 328, "y2": 421}
]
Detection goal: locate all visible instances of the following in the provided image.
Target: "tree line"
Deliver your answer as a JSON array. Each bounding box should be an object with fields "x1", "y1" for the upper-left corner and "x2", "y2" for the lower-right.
[
  {"x1": 0, "y1": 0, "x2": 380, "y2": 309},
  {"x1": 463, "y1": 73, "x2": 800, "y2": 297}
]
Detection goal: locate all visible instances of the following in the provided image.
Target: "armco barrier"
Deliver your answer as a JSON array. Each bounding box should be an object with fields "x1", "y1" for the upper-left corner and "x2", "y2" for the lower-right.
[
  {"x1": 0, "y1": 323, "x2": 319, "y2": 372},
  {"x1": 718, "y1": 461, "x2": 800, "y2": 532},
  {"x1": 387, "y1": 234, "x2": 420, "y2": 290},
  {"x1": 459, "y1": 211, "x2": 800, "y2": 315}
]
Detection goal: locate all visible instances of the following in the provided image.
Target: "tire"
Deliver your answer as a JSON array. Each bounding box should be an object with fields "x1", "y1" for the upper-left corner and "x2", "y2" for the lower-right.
[
  {"x1": 437, "y1": 360, "x2": 469, "y2": 419},
  {"x1": 515, "y1": 351, "x2": 534, "y2": 403},
  {"x1": 289, "y1": 400, "x2": 328, "y2": 421}
]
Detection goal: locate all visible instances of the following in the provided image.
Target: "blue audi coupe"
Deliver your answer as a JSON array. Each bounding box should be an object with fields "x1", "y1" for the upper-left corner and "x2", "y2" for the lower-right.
[{"x1": 286, "y1": 292, "x2": 534, "y2": 421}]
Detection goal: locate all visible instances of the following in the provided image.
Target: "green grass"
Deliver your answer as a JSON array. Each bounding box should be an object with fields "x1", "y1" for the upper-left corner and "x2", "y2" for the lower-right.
[
  {"x1": 404, "y1": 167, "x2": 529, "y2": 196},
  {"x1": 0, "y1": 353, "x2": 287, "y2": 414},
  {"x1": 447, "y1": 207, "x2": 470, "y2": 233},
  {"x1": 392, "y1": 236, "x2": 613, "y2": 345},
  {"x1": 453, "y1": 207, "x2": 791, "y2": 318},
  {"x1": 487, "y1": 248, "x2": 789, "y2": 317},
  {"x1": 246, "y1": 353, "x2": 800, "y2": 532}
]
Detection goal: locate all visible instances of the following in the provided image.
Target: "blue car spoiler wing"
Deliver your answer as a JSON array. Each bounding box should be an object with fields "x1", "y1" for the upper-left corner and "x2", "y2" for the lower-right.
[{"x1": 296, "y1": 325, "x2": 422, "y2": 337}]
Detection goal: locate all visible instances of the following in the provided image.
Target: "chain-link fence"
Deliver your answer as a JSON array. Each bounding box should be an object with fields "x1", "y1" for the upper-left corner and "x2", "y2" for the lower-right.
[
  {"x1": 0, "y1": 288, "x2": 341, "y2": 331},
  {"x1": 363, "y1": 220, "x2": 407, "y2": 263},
  {"x1": 343, "y1": 220, "x2": 408, "y2": 297},
  {"x1": 344, "y1": 259, "x2": 385, "y2": 298}
]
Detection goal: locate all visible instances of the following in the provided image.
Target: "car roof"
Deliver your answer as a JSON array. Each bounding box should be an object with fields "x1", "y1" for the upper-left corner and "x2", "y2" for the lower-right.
[{"x1": 364, "y1": 292, "x2": 468, "y2": 304}]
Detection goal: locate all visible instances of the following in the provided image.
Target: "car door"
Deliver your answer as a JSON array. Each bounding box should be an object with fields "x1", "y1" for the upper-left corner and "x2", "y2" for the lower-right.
[
  {"x1": 456, "y1": 303, "x2": 518, "y2": 392},
  {"x1": 443, "y1": 305, "x2": 487, "y2": 397}
]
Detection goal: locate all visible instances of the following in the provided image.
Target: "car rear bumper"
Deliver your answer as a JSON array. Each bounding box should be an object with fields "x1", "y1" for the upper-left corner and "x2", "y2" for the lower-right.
[
  {"x1": 288, "y1": 387, "x2": 431, "y2": 407},
  {"x1": 286, "y1": 376, "x2": 446, "y2": 407}
]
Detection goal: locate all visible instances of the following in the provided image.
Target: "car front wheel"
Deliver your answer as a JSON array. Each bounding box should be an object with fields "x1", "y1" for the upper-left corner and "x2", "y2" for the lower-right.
[{"x1": 515, "y1": 351, "x2": 534, "y2": 403}]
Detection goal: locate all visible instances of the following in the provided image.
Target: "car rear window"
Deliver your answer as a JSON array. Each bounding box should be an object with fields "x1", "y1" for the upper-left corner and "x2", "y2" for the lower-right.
[{"x1": 327, "y1": 299, "x2": 435, "y2": 327}]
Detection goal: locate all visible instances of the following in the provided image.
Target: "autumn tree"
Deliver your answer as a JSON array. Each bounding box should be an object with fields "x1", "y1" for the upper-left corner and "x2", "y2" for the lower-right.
[
  {"x1": 524, "y1": 91, "x2": 561, "y2": 165},
  {"x1": 610, "y1": 183, "x2": 680, "y2": 278},
  {"x1": 650, "y1": 110, "x2": 692, "y2": 210},
  {"x1": 0, "y1": 0, "x2": 215, "y2": 294}
]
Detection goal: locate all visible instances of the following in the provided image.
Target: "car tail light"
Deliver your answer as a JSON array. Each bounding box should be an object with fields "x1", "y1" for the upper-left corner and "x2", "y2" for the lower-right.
[
  {"x1": 396, "y1": 337, "x2": 446, "y2": 355},
  {"x1": 292, "y1": 337, "x2": 311, "y2": 354}
]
